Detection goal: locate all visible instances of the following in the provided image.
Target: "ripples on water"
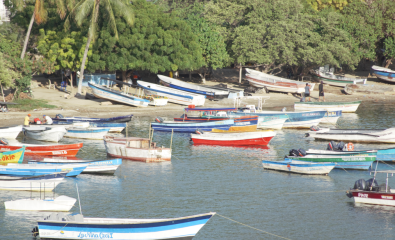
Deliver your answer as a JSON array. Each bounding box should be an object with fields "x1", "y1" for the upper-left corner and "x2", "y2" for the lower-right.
[{"x1": 2, "y1": 101, "x2": 395, "y2": 239}]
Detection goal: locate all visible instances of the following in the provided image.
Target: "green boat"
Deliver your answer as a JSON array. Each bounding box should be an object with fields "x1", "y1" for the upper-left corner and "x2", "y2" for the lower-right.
[
  {"x1": 286, "y1": 154, "x2": 375, "y2": 170},
  {"x1": 312, "y1": 69, "x2": 367, "y2": 87}
]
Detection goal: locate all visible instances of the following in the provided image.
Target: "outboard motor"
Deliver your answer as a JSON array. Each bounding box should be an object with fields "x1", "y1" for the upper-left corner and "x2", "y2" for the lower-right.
[
  {"x1": 298, "y1": 148, "x2": 306, "y2": 156},
  {"x1": 365, "y1": 178, "x2": 379, "y2": 191},
  {"x1": 55, "y1": 114, "x2": 64, "y2": 119},
  {"x1": 310, "y1": 125, "x2": 320, "y2": 131},
  {"x1": 0, "y1": 138, "x2": 8, "y2": 145},
  {"x1": 32, "y1": 226, "x2": 39, "y2": 237},
  {"x1": 155, "y1": 117, "x2": 164, "y2": 123},
  {"x1": 289, "y1": 149, "x2": 300, "y2": 157},
  {"x1": 353, "y1": 179, "x2": 366, "y2": 190},
  {"x1": 327, "y1": 141, "x2": 338, "y2": 151},
  {"x1": 337, "y1": 141, "x2": 345, "y2": 151},
  {"x1": 195, "y1": 129, "x2": 203, "y2": 135}
]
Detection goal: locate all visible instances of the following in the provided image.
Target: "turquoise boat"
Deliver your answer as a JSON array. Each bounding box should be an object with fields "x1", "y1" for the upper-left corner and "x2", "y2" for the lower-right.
[
  {"x1": 286, "y1": 154, "x2": 375, "y2": 170},
  {"x1": 151, "y1": 119, "x2": 234, "y2": 132}
]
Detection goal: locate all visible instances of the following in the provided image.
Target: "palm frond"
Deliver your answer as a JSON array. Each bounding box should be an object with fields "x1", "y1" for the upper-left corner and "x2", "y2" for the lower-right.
[
  {"x1": 103, "y1": 0, "x2": 118, "y2": 39},
  {"x1": 110, "y1": 0, "x2": 134, "y2": 26},
  {"x1": 34, "y1": 0, "x2": 48, "y2": 24},
  {"x1": 74, "y1": 0, "x2": 95, "y2": 27}
]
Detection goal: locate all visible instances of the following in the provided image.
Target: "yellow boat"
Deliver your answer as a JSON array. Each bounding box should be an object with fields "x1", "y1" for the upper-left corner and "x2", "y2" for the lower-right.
[{"x1": 0, "y1": 147, "x2": 25, "y2": 164}]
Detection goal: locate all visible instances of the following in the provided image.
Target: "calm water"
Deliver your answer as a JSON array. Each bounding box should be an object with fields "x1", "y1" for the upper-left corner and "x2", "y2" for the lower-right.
[{"x1": 2, "y1": 101, "x2": 395, "y2": 240}]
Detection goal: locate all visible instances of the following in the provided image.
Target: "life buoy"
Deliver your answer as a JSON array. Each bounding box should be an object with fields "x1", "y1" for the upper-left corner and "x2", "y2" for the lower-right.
[{"x1": 347, "y1": 142, "x2": 354, "y2": 151}]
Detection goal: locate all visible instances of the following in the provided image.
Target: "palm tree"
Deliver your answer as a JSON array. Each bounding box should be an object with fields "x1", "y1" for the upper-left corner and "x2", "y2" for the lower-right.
[{"x1": 65, "y1": 0, "x2": 134, "y2": 94}]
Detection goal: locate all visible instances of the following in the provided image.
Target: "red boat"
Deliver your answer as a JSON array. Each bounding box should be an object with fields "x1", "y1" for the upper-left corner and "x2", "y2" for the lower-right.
[
  {"x1": 0, "y1": 143, "x2": 83, "y2": 156},
  {"x1": 190, "y1": 131, "x2": 276, "y2": 146}
]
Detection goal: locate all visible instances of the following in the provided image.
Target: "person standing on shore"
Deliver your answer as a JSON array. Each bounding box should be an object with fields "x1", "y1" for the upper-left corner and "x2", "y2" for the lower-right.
[
  {"x1": 319, "y1": 81, "x2": 325, "y2": 102},
  {"x1": 24, "y1": 114, "x2": 32, "y2": 126},
  {"x1": 305, "y1": 83, "x2": 311, "y2": 102}
]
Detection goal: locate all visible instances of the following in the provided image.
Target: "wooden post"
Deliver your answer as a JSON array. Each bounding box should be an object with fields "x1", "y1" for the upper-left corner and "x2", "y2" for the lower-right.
[
  {"x1": 125, "y1": 123, "x2": 128, "y2": 138},
  {"x1": 170, "y1": 129, "x2": 174, "y2": 151},
  {"x1": 0, "y1": 84, "x2": 5, "y2": 102},
  {"x1": 148, "y1": 123, "x2": 151, "y2": 139},
  {"x1": 239, "y1": 63, "x2": 242, "y2": 83},
  {"x1": 151, "y1": 128, "x2": 154, "y2": 142}
]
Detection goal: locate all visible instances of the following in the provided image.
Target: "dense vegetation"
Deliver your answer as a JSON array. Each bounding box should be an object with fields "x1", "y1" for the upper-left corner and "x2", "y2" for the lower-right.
[{"x1": 1, "y1": 0, "x2": 394, "y2": 93}]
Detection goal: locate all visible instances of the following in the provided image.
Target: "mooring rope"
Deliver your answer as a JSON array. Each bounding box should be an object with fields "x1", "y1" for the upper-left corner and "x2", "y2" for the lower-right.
[
  {"x1": 216, "y1": 214, "x2": 292, "y2": 240},
  {"x1": 284, "y1": 190, "x2": 347, "y2": 195}
]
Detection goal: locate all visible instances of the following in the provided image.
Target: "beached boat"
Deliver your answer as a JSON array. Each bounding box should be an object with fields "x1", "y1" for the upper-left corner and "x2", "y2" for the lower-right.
[
  {"x1": 0, "y1": 172, "x2": 67, "y2": 191},
  {"x1": 34, "y1": 212, "x2": 216, "y2": 240},
  {"x1": 65, "y1": 128, "x2": 110, "y2": 140},
  {"x1": 346, "y1": 170, "x2": 395, "y2": 206},
  {"x1": 372, "y1": 65, "x2": 395, "y2": 83},
  {"x1": 294, "y1": 101, "x2": 362, "y2": 113},
  {"x1": 0, "y1": 163, "x2": 88, "y2": 177},
  {"x1": 245, "y1": 68, "x2": 315, "y2": 94},
  {"x1": 286, "y1": 154, "x2": 375, "y2": 170},
  {"x1": 23, "y1": 126, "x2": 67, "y2": 142},
  {"x1": 191, "y1": 131, "x2": 275, "y2": 146},
  {"x1": 151, "y1": 119, "x2": 234, "y2": 133},
  {"x1": 0, "y1": 142, "x2": 83, "y2": 156},
  {"x1": 52, "y1": 114, "x2": 133, "y2": 123},
  {"x1": 306, "y1": 128, "x2": 395, "y2": 143},
  {"x1": 30, "y1": 158, "x2": 122, "y2": 174},
  {"x1": 158, "y1": 74, "x2": 229, "y2": 100},
  {"x1": 5, "y1": 195, "x2": 76, "y2": 211},
  {"x1": 0, "y1": 147, "x2": 25, "y2": 164},
  {"x1": 138, "y1": 80, "x2": 206, "y2": 106},
  {"x1": 89, "y1": 82, "x2": 150, "y2": 107},
  {"x1": 312, "y1": 68, "x2": 367, "y2": 87},
  {"x1": 0, "y1": 125, "x2": 23, "y2": 139},
  {"x1": 262, "y1": 160, "x2": 336, "y2": 175},
  {"x1": 104, "y1": 136, "x2": 172, "y2": 162}
]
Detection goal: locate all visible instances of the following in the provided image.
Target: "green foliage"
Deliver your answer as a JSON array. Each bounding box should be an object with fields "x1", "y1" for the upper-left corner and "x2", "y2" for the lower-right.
[
  {"x1": 8, "y1": 99, "x2": 57, "y2": 111},
  {"x1": 384, "y1": 37, "x2": 395, "y2": 60},
  {"x1": 15, "y1": 75, "x2": 32, "y2": 92},
  {"x1": 0, "y1": 52, "x2": 20, "y2": 88},
  {"x1": 305, "y1": 0, "x2": 350, "y2": 11}
]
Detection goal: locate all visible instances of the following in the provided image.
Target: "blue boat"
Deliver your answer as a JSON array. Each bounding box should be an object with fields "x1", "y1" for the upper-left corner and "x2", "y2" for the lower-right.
[
  {"x1": 151, "y1": 119, "x2": 234, "y2": 132},
  {"x1": 262, "y1": 160, "x2": 336, "y2": 175},
  {"x1": 34, "y1": 212, "x2": 216, "y2": 239},
  {"x1": 52, "y1": 114, "x2": 133, "y2": 123},
  {"x1": 0, "y1": 163, "x2": 88, "y2": 177},
  {"x1": 372, "y1": 65, "x2": 395, "y2": 83},
  {"x1": 29, "y1": 159, "x2": 122, "y2": 174},
  {"x1": 89, "y1": 122, "x2": 126, "y2": 133}
]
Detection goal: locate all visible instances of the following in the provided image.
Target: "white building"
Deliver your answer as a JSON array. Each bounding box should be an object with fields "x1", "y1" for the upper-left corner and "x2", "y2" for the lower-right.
[{"x1": 0, "y1": 0, "x2": 10, "y2": 24}]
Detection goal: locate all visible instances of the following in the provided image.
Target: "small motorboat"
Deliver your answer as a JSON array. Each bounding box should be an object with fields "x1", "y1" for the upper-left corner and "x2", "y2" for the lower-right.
[
  {"x1": 0, "y1": 147, "x2": 25, "y2": 164},
  {"x1": 312, "y1": 67, "x2": 367, "y2": 87},
  {"x1": 52, "y1": 114, "x2": 133, "y2": 123},
  {"x1": 65, "y1": 128, "x2": 110, "y2": 140},
  {"x1": 23, "y1": 126, "x2": 67, "y2": 142},
  {"x1": 0, "y1": 172, "x2": 67, "y2": 191},
  {"x1": 306, "y1": 127, "x2": 395, "y2": 143},
  {"x1": 151, "y1": 118, "x2": 234, "y2": 133},
  {"x1": 372, "y1": 65, "x2": 395, "y2": 83},
  {"x1": 294, "y1": 100, "x2": 362, "y2": 113},
  {"x1": 262, "y1": 160, "x2": 335, "y2": 175},
  {"x1": 5, "y1": 195, "x2": 76, "y2": 211},
  {"x1": 0, "y1": 125, "x2": 23, "y2": 139},
  {"x1": 0, "y1": 142, "x2": 83, "y2": 156},
  {"x1": 191, "y1": 131, "x2": 276, "y2": 146},
  {"x1": 0, "y1": 163, "x2": 88, "y2": 177}
]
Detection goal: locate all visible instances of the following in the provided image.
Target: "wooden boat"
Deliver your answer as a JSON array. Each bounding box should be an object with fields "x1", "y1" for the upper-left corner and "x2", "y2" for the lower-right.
[
  {"x1": 138, "y1": 80, "x2": 206, "y2": 106},
  {"x1": 104, "y1": 136, "x2": 172, "y2": 162},
  {"x1": 245, "y1": 68, "x2": 315, "y2": 94},
  {"x1": 286, "y1": 154, "x2": 375, "y2": 170},
  {"x1": 229, "y1": 112, "x2": 288, "y2": 130},
  {"x1": 306, "y1": 128, "x2": 395, "y2": 143},
  {"x1": 346, "y1": 170, "x2": 395, "y2": 206},
  {"x1": 23, "y1": 126, "x2": 67, "y2": 142},
  {"x1": 0, "y1": 125, "x2": 23, "y2": 139},
  {"x1": 52, "y1": 114, "x2": 133, "y2": 123},
  {"x1": 262, "y1": 160, "x2": 335, "y2": 175},
  {"x1": 30, "y1": 158, "x2": 122, "y2": 174},
  {"x1": 318, "y1": 110, "x2": 342, "y2": 125},
  {"x1": 372, "y1": 65, "x2": 395, "y2": 83},
  {"x1": 0, "y1": 147, "x2": 25, "y2": 164},
  {"x1": 0, "y1": 163, "x2": 88, "y2": 177},
  {"x1": 294, "y1": 101, "x2": 362, "y2": 113},
  {"x1": 158, "y1": 74, "x2": 229, "y2": 100},
  {"x1": 0, "y1": 142, "x2": 83, "y2": 156},
  {"x1": 65, "y1": 128, "x2": 110, "y2": 140},
  {"x1": 312, "y1": 68, "x2": 366, "y2": 87},
  {"x1": 89, "y1": 82, "x2": 150, "y2": 107},
  {"x1": 34, "y1": 212, "x2": 216, "y2": 240},
  {"x1": 89, "y1": 122, "x2": 126, "y2": 133},
  {"x1": 151, "y1": 119, "x2": 234, "y2": 133},
  {"x1": 0, "y1": 172, "x2": 67, "y2": 191},
  {"x1": 191, "y1": 131, "x2": 275, "y2": 146},
  {"x1": 5, "y1": 195, "x2": 76, "y2": 211}
]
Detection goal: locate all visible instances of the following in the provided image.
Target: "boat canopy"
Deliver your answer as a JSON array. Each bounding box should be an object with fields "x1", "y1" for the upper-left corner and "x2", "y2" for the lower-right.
[{"x1": 185, "y1": 108, "x2": 237, "y2": 112}]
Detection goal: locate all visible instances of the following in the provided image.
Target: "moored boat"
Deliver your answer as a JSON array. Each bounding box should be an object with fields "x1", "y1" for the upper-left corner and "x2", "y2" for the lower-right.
[
  {"x1": 89, "y1": 122, "x2": 126, "y2": 133},
  {"x1": 5, "y1": 195, "x2": 76, "y2": 211},
  {"x1": 0, "y1": 142, "x2": 83, "y2": 156},
  {"x1": 0, "y1": 172, "x2": 67, "y2": 191},
  {"x1": 372, "y1": 65, "x2": 395, "y2": 83},
  {"x1": 286, "y1": 154, "x2": 375, "y2": 170},
  {"x1": 0, "y1": 147, "x2": 25, "y2": 164},
  {"x1": 294, "y1": 101, "x2": 362, "y2": 113},
  {"x1": 65, "y1": 128, "x2": 110, "y2": 140},
  {"x1": 306, "y1": 127, "x2": 395, "y2": 143},
  {"x1": 0, "y1": 163, "x2": 88, "y2": 177},
  {"x1": 312, "y1": 68, "x2": 367, "y2": 87},
  {"x1": 52, "y1": 114, "x2": 133, "y2": 123},
  {"x1": 262, "y1": 160, "x2": 336, "y2": 175},
  {"x1": 151, "y1": 119, "x2": 234, "y2": 133},
  {"x1": 191, "y1": 130, "x2": 276, "y2": 146},
  {"x1": 23, "y1": 126, "x2": 67, "y2": 142},
  {"x1": 0, "y1": 125, "x2": 23, "y2": 139}
]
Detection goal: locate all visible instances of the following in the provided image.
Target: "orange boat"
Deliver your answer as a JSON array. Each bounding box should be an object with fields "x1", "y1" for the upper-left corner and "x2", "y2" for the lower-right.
[
  {"x1": 0, "y1": 143, "x2": 83, "y2": 156},
  {"x1": 0, "y1": 147, "x2": 25, "y2": 164}
]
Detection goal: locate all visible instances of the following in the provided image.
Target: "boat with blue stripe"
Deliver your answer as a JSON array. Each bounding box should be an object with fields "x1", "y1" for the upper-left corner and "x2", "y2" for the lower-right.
[
  {"x1": 35, "y1": 212, "x2": 215, "y2": 239},
  {"x1": 89, "y1": 122, "x2": 126, "y2": 133},
  {"x1": 52, "y1": 114, "x2": 133, "y2": 123},
  {"x1": 65, "y1": 128, "x2": 110, "y2": 140},
  {"x1": 372, "y1": 65, "x2": 395, "y2": 83},
  {"x1": 0, "y1": 163, "x2": 88, "y2": 177},
  {"x1": 151, "y1": 119, "x2": 234, "y2": 132},
  {"x1": 262, "y1": 160, "x2": 336, "y2": 175}
]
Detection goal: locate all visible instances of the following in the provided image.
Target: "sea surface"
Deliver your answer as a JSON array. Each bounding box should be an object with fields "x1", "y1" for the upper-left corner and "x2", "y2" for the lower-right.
[{"x1": 2, "y1": 101, "x2": 395, "y2": 240}]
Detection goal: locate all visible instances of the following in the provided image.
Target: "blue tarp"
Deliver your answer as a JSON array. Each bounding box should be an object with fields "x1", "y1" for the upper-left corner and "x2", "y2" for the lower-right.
[{"x1": 78, "y1": 73, "x2": 116, "y2": 87}]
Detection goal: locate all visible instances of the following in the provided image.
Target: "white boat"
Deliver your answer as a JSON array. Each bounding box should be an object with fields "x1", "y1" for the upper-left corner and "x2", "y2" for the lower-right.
[
  {"x1": 191, "y1": 131, "x2": 276, "y2": 146},
  {"x1": 313, "y1": 68, "x2": 367, "y2": 87},
  {"x1": 294, "y1": 101, "x2": 362, "y2": 113},
  {"x1": 229, "y1": 112, "x2": 288, "y2": 130},
  {"x1": 23, "y1": 126, "x2": 67, "y2": 142},
  {"x1": 65, "y1": 128, "x2": 110, "y2": 140},
  {"x1": 0, "y1": 125, "x2": 23, "y2": 139},
  {"x1": 0, "y1": 172, "x2": 66, "y2": 191},
  {"x1": 138, "y1": 80, "x2": 206, "y2": 106},
  {"x1": 372, "y1": 65, "x2": 395, "y2": 83},
  {"x1": 4, "y1": 195, "x2": 76, "y2": 211},
  {"x1": 262, "y1": 160, "x2": 336, "y2": 175},
  {"x1": 103, "y1": 136, "x2": 172, "y2": 162},
  {"x1": 245, "y1": 68, "x2": 315, "y2": 94},
  {"x1": 306, "y1": 127, "x2": 395, "y2": 143}
]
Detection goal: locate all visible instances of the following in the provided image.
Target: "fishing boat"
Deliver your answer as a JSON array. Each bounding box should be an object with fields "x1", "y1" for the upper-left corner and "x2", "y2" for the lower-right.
[
  {"x1": 294, "y1": 101, "x2": 362, "y2": 113},
  {"x1": 89, "y1": 122, "x2": 126, "y2": 133},
  {"x1": 191, "y1": 131, "x2": 275, "y2": 146},
  {"x1": 0, "y1": 163, "x2": 88, "y2": 177},
  {"x1": 312, "y1": 68, "x2": 367, "y2": 87},
  {"x1": 89, "y1": 82, "x2": 150, "y2": 107},
  {"x1": 138, "y1": 80, "x2": 206, "y2": 106},
  {"x1": 5, "y1": 195, "x2": 76, "y2": 211},
  {"x1": 245, "y1": 68, "x2": 315, "y2": 94},
  {"x1": 0, "y1": 172, "x2": 67, "y2": 191},
  {"x1": 286, "y1": 154, "x2": 375, "y2": 170},
  {"x1": 34, "y1": 212, "x2": 216, "y2": 240},
  {"x1": 0, "y1": 125, "x2": 23, "y2": 139},
  {"x1": 52, "y1": 114, "x2": 133, "y2": 123},
  {"x1": 30, "y1": 158, "x2": 122, "y2": 174},
  {"x1": 0, "y1": 142, "x2": 83, "y2": 156},
  {"x1": 262, "y1": 160, "x2": 336, "y2": 175},
  {"x1": 305, "y1": 127, "x2": 395, "y2": 143},
  {"x1": 65, "y1": 128, "x2": 110, "y2": 140},
  {"x1": 372, "y1": 65, "x2": 395, "y2": 83},
  {"x1": 0, "y1": 147, "x2": 25, "y2": 164},
  {"x1": 104, "y1": 136, "x2": 172, "y2": 162},
  {"x1": 158, "y1": 74, "x2": 229, "y2": 100},
  {"x1": 229, "y1": 112, "x2": 288, "y2": 130},
  {"x1": 346, "y1": 170, "x2": 395, "y2": 206},
  {"x1": 151, "y1": 119, "x2": 234, "y2": 133},
  {"x1": 23, "y1": 126, "x2": 67, "y2": 142}
]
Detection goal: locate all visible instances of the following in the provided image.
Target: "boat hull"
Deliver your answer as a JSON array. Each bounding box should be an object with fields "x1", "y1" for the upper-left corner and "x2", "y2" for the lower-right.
[
  {"x1": 312, "y1": 71, "x2": 366, "y2": 87},
  {"x1": 65, "y1": 128, "x2": 110, "y2": 140},
  {"x1": 5, "y1": 195, "x2": 76, "y2": 211},
  {"x1": 288, "y1": 155, "x2": 374, "y2": 170},
  {"x1": 23, "y1": 127, "x2": 67, "y2": 142},
  {"x1": 348, "y1": 190, "x2": 395, "y2": 206},
  {"x1": 0, "y1": 147, "x2": 25, "y2": 164},
  {"x1": 0, "y1": 143, "x2": 83, "y2": 156},
  {"x1": 262, "y1": 160, "x2": 335, "y2": 175},
  {"x1": 307, "y1": 128, "x2": 395, "y2": 143},
  {"x1": 294, "y1": 101, "x2": 361, "y2": 113},
  {"x1": 151, "y1": 119, "x2": 234, "y2": 133},
  {"x1": 372, "y1": 65, "x2": 395, "y2": 83},
  {"x1": 0, "y1": 163, "x2": 87, "y2": 177},
  {"x1": 0, "y1": 125, "x2": 23, "y2": 139},
  {"x1": 90, "y1": 122, "x2": 126, "y2": 133},
  {"x1": 191, "y1": 131, "x2": 275, "y2": 146},
  {"x1": 52, "y1": 115, "x2": 133, "y2": 123},
  {"x1": 0, "y1": 173, "x2": 66, "y2": 191}
]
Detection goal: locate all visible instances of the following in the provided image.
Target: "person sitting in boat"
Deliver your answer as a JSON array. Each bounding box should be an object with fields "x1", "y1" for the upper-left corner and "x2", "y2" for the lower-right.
[
  {"x1": 42, "y1": 115, "x2": 53, "y2": 124},
  {"x1": 24, "y1": 113, "x2": 33, "y2": 126}
]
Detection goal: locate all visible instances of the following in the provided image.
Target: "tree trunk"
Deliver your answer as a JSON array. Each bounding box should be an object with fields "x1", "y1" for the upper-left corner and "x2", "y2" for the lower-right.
[
  {"x1": 385, "y1": 58, "x2": 393, "y2": 68},
  {"x1": 189, "y1": 71, "x2": 191, "y2": 80},
  {"x1": 21, "y1": 12, "x2": 35, "y2": 59},
  {"x1": 198, "y1": 73, "x2": 206, "y2": 84},
  {"x1": 239, "y1": 63, "x2": 242, "y2": 83},
  {"x1": 1, "y1": 84, "x2": 5, "y2": 102},
  {"x1": 77, "y1": 35, "x2": 92, "y2": 94},
  {"x1": 69, "y1": 74, "x2": 74, "y2": 95},
  {"x1": 122, "y1": 70, "x2": 127, "y2": 81}
]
